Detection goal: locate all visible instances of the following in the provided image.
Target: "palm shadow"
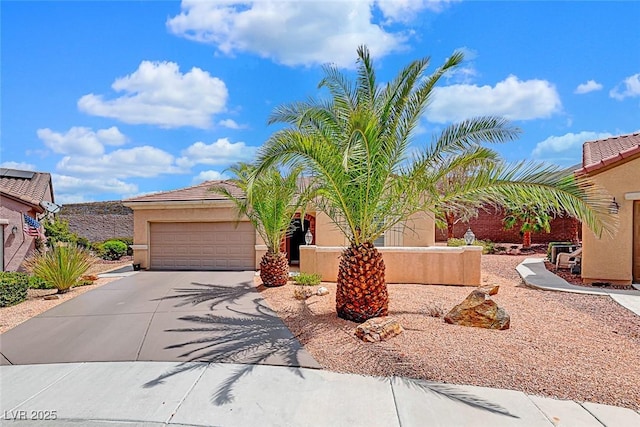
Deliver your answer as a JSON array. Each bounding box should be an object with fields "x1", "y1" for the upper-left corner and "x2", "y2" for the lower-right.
[{"x1": 144, "y1": 281, "x2": 312, "y2": 405}]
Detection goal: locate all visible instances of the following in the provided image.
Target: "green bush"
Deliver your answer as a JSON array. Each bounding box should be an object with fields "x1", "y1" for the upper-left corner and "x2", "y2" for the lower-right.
[
  {"x1": 100, "y1": 240, "x2": 128, "y2": 260},
  {"x1": 447, "y1": 238, "x2": 495, "y2": 254},
  {"x1": 28, "y1": 275, "x2": 53, "y2": 289},
  {"x1": 0, "y1": 272, "x2": 29, "y2": 307},
  {"x1": 30, "y1": 245, "x2": 93, "y2": 293},
  {"x1": 293, "y1": 272, "x2": 322, "y2": 286}
]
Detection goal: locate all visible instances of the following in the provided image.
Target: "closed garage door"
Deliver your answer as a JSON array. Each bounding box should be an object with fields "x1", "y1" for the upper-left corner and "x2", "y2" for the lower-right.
[{"x1": 150, "y1": 222, "x2": 255, "y2": 270}]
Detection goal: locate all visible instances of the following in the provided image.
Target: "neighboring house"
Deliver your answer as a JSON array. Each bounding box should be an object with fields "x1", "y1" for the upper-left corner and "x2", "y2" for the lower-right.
[
  {"x1": 0, "y1": 168, "x2": 55, "y2": 271},
  {"x1": 123, "y1": 181, "x2": 435, "y2": 271},
  {"x1": 577, "y1": 132, "x2": 640, "y2": 285}
]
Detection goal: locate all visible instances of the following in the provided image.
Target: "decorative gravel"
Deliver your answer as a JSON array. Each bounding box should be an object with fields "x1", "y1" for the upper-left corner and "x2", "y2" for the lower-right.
[{"x1": 261, "y1": 254, "x2": 640, "y2": 410}]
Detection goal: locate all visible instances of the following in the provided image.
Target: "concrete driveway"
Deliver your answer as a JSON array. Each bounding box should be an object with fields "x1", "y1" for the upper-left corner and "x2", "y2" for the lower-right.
[{"x1": 0, "y1": 271, "x2": 319, "y2": 368}]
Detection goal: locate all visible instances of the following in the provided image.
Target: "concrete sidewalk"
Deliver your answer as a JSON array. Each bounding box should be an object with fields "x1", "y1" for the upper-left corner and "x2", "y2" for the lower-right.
[
  {"x1": 516, "y1": 257, "x2": 640, "y2": 316},
  {"x1": 2, "y1": 361, "x2": 639, "y2": 426}
]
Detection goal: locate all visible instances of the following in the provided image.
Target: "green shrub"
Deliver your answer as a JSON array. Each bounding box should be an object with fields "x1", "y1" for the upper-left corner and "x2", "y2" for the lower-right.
[
  {"x1": 0, "y1": 272, "x2": 29, "y2": 307},
  {"x1": 113, "y1": 237, "x2": 133, "y2": 255},
  {"x1": 28, "y1": 275, "x2": 53, "y2": 289},
  {"x1": 30, "y1": 245, "x2": 94, "y2": 293},
  {"x1": 100, "y1": 240, "x2": 128, "y2": 260},
  {"x1": 293, "y1": 273, "x2": 322, "y2": 286},
  {"x1": 447, "y1": 238, "x2": 495, "y2": 254}
]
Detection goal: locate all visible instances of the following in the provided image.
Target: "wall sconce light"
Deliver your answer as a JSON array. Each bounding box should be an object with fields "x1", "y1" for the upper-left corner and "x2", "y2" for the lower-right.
[
  {"x1": 463, "y1": 227, "x2": 475, "y2": 245},
  {"x1": 11, "y1": 225, "x2": 18, "y2": 235},
  {"x1": 609, "y1": 197, "x2": 620, "y2": 214},
  {"x1": 304, "y1": 229, "x2": 313, "y2": 245}
]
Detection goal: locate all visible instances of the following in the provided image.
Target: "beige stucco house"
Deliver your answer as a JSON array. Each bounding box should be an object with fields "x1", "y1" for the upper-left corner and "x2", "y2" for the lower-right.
[
  {"x1": 123, "y1": 181, "x2": 482, "y2": 285},
  {"x1": 577, "y1": 132, "x2": 640, "y2": 285},
  {"x1": 0, "y1": 168, "x2": 55, "y2": 271}
]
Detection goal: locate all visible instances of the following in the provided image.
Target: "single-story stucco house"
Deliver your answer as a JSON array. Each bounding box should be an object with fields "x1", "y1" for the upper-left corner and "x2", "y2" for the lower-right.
[
  {"x1": 0, "y1": 168, "x2": 55, "y2": 271},
  {"x1": 123, "y1": 181, "x2": 482, "y2": 285},
  {"x1": 577, "y1": 132, "x2": 640, "y2": 285}
]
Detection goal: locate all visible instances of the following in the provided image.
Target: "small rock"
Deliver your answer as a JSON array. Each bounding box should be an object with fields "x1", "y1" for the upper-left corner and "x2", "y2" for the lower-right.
[
  {"x1": 293, "y1": 287, "x2": 314, "y2": 300},
  {"x1": 355, "y1": 317, "x2": 403, "y2": 342},
  {"x1": 444, "y1": 290, "x2": 510, "y2": 330},
  {"x1": 477, "y1": 284, "x2": 499, "y2": 296},
  {"x1": 82, "y1": 274, "x2": 99, "y2": 281},
  {"x1": 317, "y1": 286, "x2": 329, "y2": 296},
  {"x1": 43, "y1": 295, "x2": 59, "y2": 300}
]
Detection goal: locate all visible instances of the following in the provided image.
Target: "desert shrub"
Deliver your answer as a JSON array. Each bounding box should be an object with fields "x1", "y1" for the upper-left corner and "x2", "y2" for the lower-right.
[
  {"x1": 0, "y1": 272, "x2": 29, "y2": 307},
  {"x1": 28, "y1": 275, "x2": 53, "y2": 289},
  {"x1": 99, "y1": 239, "x2": 128, "y2": 260},
  {"x1": 293, "y1": 272, "x2": 322, "y2": 286},
  {"x1": 113, "y1": 237, "x2": 134, "y2": 255},
  {"x1": 29, "y1": 245, "x2": 94, "y2": 293},
  {"x1": 447, "y1": 238, "x2": 495, "y2": 254}
]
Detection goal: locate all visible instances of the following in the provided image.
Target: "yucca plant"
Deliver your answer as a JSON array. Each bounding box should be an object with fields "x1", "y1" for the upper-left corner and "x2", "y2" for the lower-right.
[
  {"x1": 211, "y1": 163, "x2": 315, "y2": 287},
  {"x1": 29, "y1": 245, "x2": 94, "y2": 294}
]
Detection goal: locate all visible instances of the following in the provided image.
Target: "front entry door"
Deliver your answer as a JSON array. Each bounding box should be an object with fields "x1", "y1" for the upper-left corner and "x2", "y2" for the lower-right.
[{"x1": 634, "y1": 201, "x2": 640, "y2": 283}]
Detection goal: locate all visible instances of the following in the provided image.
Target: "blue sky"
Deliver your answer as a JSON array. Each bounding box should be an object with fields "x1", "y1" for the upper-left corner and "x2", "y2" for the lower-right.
[{"x1": 2, "y1": 0, "x2": 639, "y2": 204}]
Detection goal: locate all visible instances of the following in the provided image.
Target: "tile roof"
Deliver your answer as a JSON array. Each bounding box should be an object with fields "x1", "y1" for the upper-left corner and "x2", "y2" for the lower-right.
[
  {"x1": 579, "y1": 132, "x2": 640, "y2": 174},
  {"x1": 123, "y1": 180, "x2": 244, "y2": 203},
  {"x1": 0, "y1": 168, "x2": 54, "y2": 210}
]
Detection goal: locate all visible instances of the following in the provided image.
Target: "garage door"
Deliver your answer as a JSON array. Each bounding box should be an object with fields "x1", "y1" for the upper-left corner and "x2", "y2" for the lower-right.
[{"x1": 150, "y1": 222, "x2": 255, "y2": 270}]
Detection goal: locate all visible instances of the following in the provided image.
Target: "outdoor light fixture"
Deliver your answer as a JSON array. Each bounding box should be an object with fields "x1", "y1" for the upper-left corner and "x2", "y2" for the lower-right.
[
  {"x1": 609, "y1": 197, "x2": 620, "y2": 214},
  {"x1": 305, "y1": 229, "x2": 313, "y2": 245},
  {"x1": 463, "y1": 227, "x2": 475, "y2": 245},
  {"x1": 11, "y1": 225, "x2": 18, "y2": 235}
]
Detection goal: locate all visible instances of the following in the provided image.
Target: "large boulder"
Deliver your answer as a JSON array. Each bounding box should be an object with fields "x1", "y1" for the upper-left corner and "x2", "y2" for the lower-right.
[
  {"x1": 444, "y1": 289, "x2": 510, "y2": 330},
  {"x1": 355, "y1": 317, "x2": 403, "y2": 342}
]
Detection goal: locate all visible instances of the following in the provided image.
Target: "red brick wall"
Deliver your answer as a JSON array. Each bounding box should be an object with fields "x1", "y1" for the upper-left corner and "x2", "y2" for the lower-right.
[{"x1": 435, "y1": 208, "x2": 581, "y2": 244}]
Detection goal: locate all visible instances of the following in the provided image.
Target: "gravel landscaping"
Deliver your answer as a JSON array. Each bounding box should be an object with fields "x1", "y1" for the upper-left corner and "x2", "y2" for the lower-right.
[{"x1": 261, "y1": 254, "x2": 640, "y2": 410}]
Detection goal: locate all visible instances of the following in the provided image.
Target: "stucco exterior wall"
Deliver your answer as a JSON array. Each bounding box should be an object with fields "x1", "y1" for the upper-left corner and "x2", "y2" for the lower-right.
[
  {"x1": 299, "y1": 245, "x2": 481, "y2": 285},
  {"x1": 581, "y1": 157, "x2": 640, "y2": 284},
  {"x1": 1, "y1": 197, "x2": 39, "y2": 271}
]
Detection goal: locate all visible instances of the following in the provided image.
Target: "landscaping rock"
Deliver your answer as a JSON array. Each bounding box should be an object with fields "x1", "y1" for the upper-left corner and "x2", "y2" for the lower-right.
[
  {"x1": 317, "y1": 286, "x2": 329, "y2": 296},
  {"x1": 43, "y1": 295, "x2": 59, "y2": 300},
  {"x1": 444, "y1": 290, "x2": 510, "y2": 330},
  {"x1": 355, "y1": 317, "x2": 403, "y2": 342},
  {"x1": 477, "y1": 284, "x2": 499, "y2": 296}
]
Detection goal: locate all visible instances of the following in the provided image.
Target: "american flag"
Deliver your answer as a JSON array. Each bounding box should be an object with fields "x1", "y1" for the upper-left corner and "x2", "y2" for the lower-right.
[{"x1": 23, "y1": 214, "x2": 46, "y2": 240}]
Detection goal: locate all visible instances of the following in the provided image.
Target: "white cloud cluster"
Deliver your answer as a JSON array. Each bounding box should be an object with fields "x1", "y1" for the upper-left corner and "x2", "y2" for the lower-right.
[
  {"x1": 610, "y1": 73, "x2": 640, "y2": 100},
  {"x1": 218, "y1": 118, "x2": 246, "y2": 129},
  {"x1": 78, "y1": 61, "x2": 228, "y2": 128},
  {"x1": 425, "y1": 75, "x2": 562, "y2": 123},
  {"x1": 0, "y1": 161, "x2": 37, "y2": 171},
  {"x1": 52, "y1": 174, "x2": 138, "y2": 202},
  {"x1": 37, "y1": 126, "x2": 126, "y2": 156},
  {"x1": 531, "y1": 131, "x2": 613, "y2": 165},
  {"x1": 177, "y1": 138, "x2": 256, "y2": 168},
  {"x1": 574, "y1": 80, "x2": 603, "y2": 94},
  {"x1": 167, "y1": 0, "x2": 438, "y2": 67},
  {"x1": 192, "y1": 170, "x2": 229, "y2": 184}
]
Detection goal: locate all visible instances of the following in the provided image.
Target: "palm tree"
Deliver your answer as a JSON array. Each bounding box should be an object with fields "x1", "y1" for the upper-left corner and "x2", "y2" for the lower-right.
[
  {"x1": 211, "y1": 163, "x2": 314, "y2": 287},
  {"x1": 503, "y1": 203, "x2": 552, "y2": 248},
  {"x1": 254, "y1": 46, "x2": 615, "y2": 322}
]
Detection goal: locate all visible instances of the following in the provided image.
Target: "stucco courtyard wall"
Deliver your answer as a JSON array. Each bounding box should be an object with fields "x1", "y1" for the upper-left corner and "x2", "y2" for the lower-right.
[
  {"x1": 581, "y1": 157, "x2": 640, "y2": 284},
  {"x1": 299, "y1": 245, "x2": 482, "y2": 285}
]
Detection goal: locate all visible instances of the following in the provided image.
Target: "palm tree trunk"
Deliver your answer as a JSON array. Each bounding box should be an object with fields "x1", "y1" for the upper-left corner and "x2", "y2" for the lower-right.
[
  {"x1": 336, "y1": 242, "x2": 388, "y2": 322},
  {"x1": 446, "y1": 212, "x2": 455, "y2": 239},
  {"x1": 522, "y1": 231, "x2": 532, "y2": 248},
  {"x1": 260, "y1": 251, "x2": 289, "y2": 287}
]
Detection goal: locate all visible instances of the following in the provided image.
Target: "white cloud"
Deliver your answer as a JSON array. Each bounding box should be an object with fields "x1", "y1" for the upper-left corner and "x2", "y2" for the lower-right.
[
  {"x1": 167, "y1": 1, "x2": 412, "y2": 67},
  {"x1": 52, "y1": 174, "x2": 138, "y2": 204},
  {"x1": 0, "y1": 161, "x2": 37, "y2": 171},
  {"x1": 610, "y1": 73, "x2": 640, "y2": 100},
  {"x1": 426, "y1": 75, "x2": 562, "y2": 123},
  {"x1": 78, "y1": 61, "x2": 228, "y2": 128},
  {"x1": 531, "y1": 131, "x2": 613, "y2": 165},
  {"x1": 218, "y1": 118, "x2": 246, "y2": 129},
  {"x1": 192, "y1": 170, "x2": 229, "y2": 184},
  {"x1": 36, "y1": 126, "x2": 126, "y2": 156},
  {"x1": 177, "y1": 138, "x2": 256, "y2": 168},
  {"x1": 57, "y1": 146, "x2": 184, "y2": 178},
  {"x1": 376, "y1": 0, "x2": 457, "y2": 22},
  {"x1": 574, "y1": 80, "x2": 603, "y2": 94}
]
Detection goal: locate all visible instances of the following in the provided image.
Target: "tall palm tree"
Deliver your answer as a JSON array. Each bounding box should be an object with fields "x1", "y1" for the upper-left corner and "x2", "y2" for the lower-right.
[
  {"x1": 211, "y1": 163, "x2": 314, "y2": 287},
  {"x1": 254, "y1": 46, "x2": 615, "y2": 322}
]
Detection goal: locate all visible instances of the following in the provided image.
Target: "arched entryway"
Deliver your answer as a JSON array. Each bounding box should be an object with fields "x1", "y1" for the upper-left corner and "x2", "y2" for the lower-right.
[{"x1": 285, "y1": 213, "x2": 315, "y2": 265}]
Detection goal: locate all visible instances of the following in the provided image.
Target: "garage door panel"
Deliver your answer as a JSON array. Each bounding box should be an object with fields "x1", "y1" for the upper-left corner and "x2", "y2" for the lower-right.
[{"x1": 150, "y1": 222, "x2": 254, "y2": 271}]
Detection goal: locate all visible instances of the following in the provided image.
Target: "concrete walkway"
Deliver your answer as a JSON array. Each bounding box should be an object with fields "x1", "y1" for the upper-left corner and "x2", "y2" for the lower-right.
[
  {"x1": 516, "y1": 257, "x2": 640, "y2": 316},
  {"x1": 2, "y1": 361, "x2": 640, "y2": 426}
]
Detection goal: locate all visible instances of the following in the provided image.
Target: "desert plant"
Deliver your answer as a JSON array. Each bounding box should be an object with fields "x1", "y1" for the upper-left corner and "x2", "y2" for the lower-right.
[
  {"x1": 0, "y1": 272, "x2": 29, "y2": 307},
  {"x1": 255, "y1": 45, "x2": 615, "y2": 322},
  {"x1": 293, "y1": 272, "x2": 322, "y2": 287},
  {"x1": 29, "y1": 245, "x2": 94, "y2": 293},
  {"x1": 42, "y1": 217, "x2": 79, "y2": 247},
  {"x1": 28, "y1": 275, "x2": 53, "y2": 289},
  {"x1": 99, "y1": 239, "x2": 128, "y2": 260},
  {"x1": 503, "y1": 203, "x2": 552, "y2": 248}
]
